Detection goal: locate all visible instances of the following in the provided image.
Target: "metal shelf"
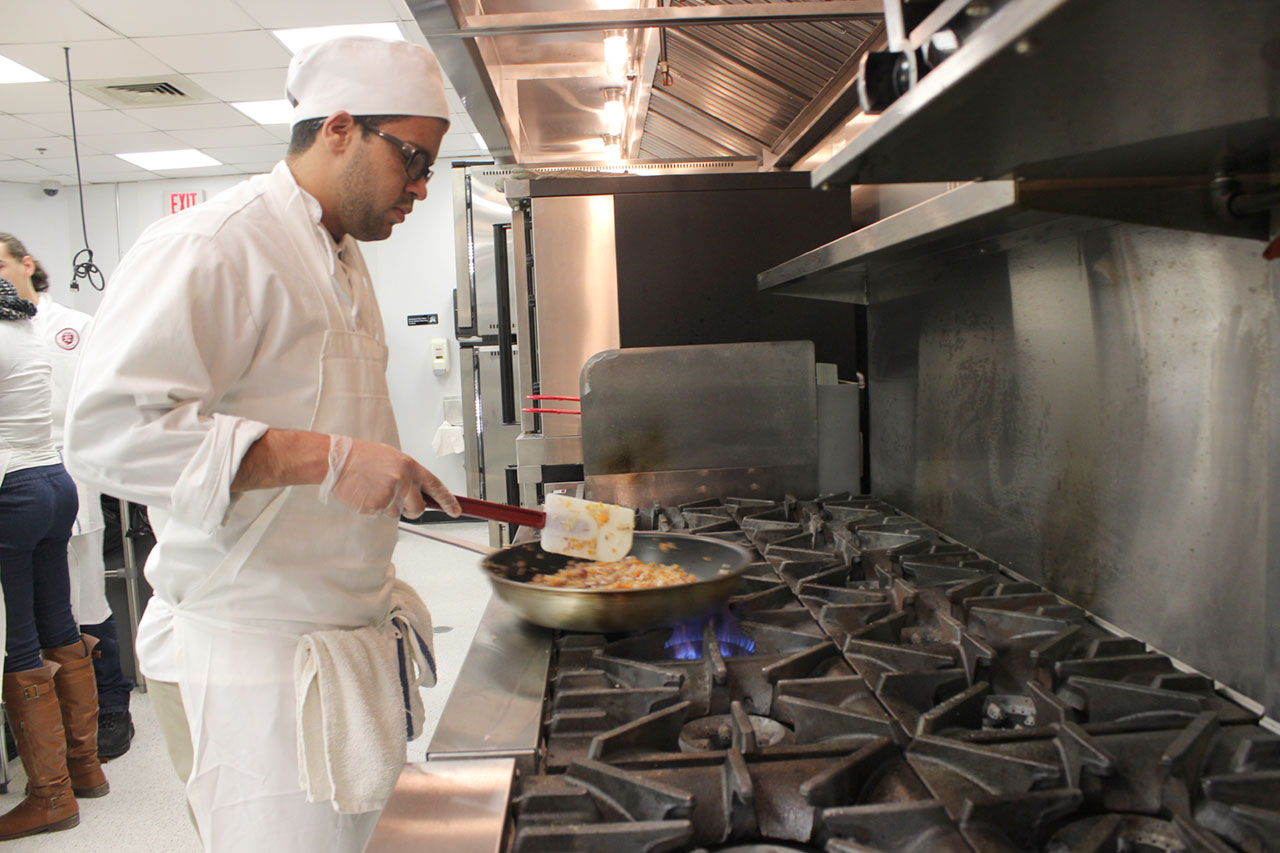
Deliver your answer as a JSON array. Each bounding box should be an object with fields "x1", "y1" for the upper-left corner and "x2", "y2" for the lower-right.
[
  {"x1": 758, "y1": 181, "x2": 1034, "y2": 302},
  {"x1": 812, "y1": 0, "x2": 1280, "y2": 187}
]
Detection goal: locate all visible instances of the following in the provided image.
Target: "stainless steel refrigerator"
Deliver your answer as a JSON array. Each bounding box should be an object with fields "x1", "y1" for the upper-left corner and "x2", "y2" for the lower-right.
[{"x1": 452, "y1": 162, "x2": 523, "y2": 523}]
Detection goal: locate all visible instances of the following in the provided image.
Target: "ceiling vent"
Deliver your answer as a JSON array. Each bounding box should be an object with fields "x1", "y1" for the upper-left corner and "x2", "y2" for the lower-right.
[{"x1": 76, "y1": 76, "x2": 214, "y2": 108}]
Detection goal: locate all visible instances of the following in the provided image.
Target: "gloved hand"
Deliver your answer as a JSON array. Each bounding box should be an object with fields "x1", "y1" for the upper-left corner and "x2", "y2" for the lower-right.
[{"x1": 318, "y1": 435, "x2": 462, "y2": 519}]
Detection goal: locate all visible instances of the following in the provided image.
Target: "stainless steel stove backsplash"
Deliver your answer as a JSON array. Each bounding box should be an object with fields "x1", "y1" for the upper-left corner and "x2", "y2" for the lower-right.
[{"x1": 866, "y1": 221, "x2": 1276, "y2": 717}]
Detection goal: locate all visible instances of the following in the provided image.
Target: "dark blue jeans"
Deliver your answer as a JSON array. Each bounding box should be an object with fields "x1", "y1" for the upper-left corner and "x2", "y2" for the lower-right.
[
  {"x1": 0, "y1": 463, "x2": 82, "y2": 673},
  {"x1": 82, "y1": 615, "x2": 133, "y2": 713}
]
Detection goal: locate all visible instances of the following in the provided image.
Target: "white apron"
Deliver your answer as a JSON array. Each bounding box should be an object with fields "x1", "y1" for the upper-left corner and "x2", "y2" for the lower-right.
[
  {"x1": 66, "y1": 476, "x2": 110, "y2": 626},
  {"x1": 173, "y1": 328, "x2": 400, "y2": 852}
]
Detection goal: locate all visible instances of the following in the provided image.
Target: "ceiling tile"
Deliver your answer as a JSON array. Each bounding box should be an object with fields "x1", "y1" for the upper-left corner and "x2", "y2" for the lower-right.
[
  {"x1": 184, "y1": 69, "x2": 287, "y2": 102},
  {"x1": 166, "y1": 125, "x2": 282, "y2": 149},
  {"x1": 148, "y1": 165, "x2": 246, "y2": 179},
  {"x1": 71, "y1": 0, "x2": 260, "y2": 38},
  {"x1": 35, "y1": 153, "x2": 153, "y2": 178},
  {"x1": 235, "y1": 0, "x2": 404, "y2": 30},
  {"x1": 0, "y1": 160, "x2": 56, "y2": 180},
  {"x1": 234, "y1": 162, "x2": 278, "y2": 176},
  {"x1": 136, "y1": 32, "x2": 292, "y2": 74},
  {"x1": 202, "y1": 143, "x2": 286, "y2": 165},
  {"x1": 264, "y1": 124, "x2": 294, "y2": 143},
  {"x1": 75, "y1": 131, "x2": 189, "y2": 154},
  {"x1": 0, "y1": 136, "x2": 101, "y2": 160},
  {"x1": 122, "y1": 103, "x2": 256, "y2": 131},
  {"x1": 0, "y1": 115, "x2": 58, "y2": 140},
  {"x1": 0, "y1": 41, "x2": 175, "y2": 81},
  {"x1": 0, "y1": 82, "x2": 110, "y2": 114},
  {"x1": 20, "y1": 109, "x2": 156, "y2": 136},
  {"x1": 1, "y1": 1, "x2": 118, "y2": 43}
]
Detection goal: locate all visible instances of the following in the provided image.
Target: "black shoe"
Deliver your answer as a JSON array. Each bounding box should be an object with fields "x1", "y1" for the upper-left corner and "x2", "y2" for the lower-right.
[{"x1": 97, "y1": 710, "x2": 134, "y2": 760}]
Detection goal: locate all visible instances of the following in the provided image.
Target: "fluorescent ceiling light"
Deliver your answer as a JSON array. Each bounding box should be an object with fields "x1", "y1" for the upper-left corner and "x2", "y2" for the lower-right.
[
  {"x1": 116, "y1": 149, "x2": 222, "y2": 171},
  {"x1": 0, "y1": 54, "x2": 48, "y2": 84},
  {"x1": 472, "y1": 133, "x2": 488, "y2": 151},
  {"x1": 231, "y1": 99, "x2": 294, "y2": 125},
  {"x1": 272, "y1": 23, "x2": 404, "y2": 54}
]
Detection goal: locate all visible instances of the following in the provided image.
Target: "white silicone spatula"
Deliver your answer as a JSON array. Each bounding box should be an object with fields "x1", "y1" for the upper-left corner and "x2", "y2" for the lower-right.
[
  {"x1": 539, "y1": 494, "x2": 636, "y2": 561},
  {"x1": 423, "y1": 493, "x2": 635, "y2": 561}
]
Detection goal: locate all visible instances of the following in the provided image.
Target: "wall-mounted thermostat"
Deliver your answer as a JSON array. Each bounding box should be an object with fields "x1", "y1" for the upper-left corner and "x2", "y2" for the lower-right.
[{"x1": 431, "y1": 338, "x2": 450, "y2": 375}]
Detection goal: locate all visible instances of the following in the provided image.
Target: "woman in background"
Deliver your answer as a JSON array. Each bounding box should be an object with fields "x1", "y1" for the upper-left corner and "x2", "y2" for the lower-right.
[
  {"x1": 0, "y1": 232, "x2": 135, "y2": 760},
  {"x1": 0, "y1": 275, "x2": 107, "y2": 839}
]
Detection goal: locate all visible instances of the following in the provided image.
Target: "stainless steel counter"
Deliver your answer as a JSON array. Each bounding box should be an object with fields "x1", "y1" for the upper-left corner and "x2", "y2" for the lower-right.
[
  {"x1": 425, "y1": 595, "x2": 552, "y2": 766},
  {"x1": 367, "y1": 757, "x2": 516, "y2": 853},
  {"x1": 371, "y1": 594, "x2": 552, "y2": 849}
]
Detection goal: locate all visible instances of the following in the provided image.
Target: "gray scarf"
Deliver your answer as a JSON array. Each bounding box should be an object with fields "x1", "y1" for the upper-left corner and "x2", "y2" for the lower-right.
[{"x1": 0, "y1": 277, "x2": 36, "y2": 321}]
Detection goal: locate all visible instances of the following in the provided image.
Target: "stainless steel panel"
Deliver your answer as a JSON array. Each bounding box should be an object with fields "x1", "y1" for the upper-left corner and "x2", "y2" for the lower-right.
[
  {"x1": 515, "y1": 433, "x2": 582, "y2": 486},
  {"x1": 867, "y1": 221, "x2": 1275, "y2": 714},
  {"x1": 587, "y1": 465, "x2": 817, "y2": 507},
  {"x1": 526, "y1": 193, "x2": 620, "y2": 437},
  {"x1": 455, "y1": 165, "x2": 518, "y2": 339},
  {"x1": 1269, "y1": 169, "x2": 1280, "y2": 720},
  {"x1": 367, "y1": 757, "x2": 515, "y2": 853},
  {"x1": 580, "y1": 342, "x2": 818, "y2": 503},
  {"x1": 817, "y1": 383, "x2": 861, "y2": 495},
  {"x1": 813, "y1": 0, "x2": 1280, "y2": 186},
  {"x1": 427, "y1": 595, "x2": 552, "y2": 758}
]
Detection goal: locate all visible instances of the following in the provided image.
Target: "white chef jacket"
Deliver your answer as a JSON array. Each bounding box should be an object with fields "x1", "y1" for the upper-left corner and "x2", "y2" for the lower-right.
[
  {"x1": 64, "y1": 161, "x2": 391, "y2": 682},
  {"x1": 35, "y1": 296, "x2": 111, "y2": 625},
  {"x1": 33, "y1": 297, "x2": 92, "y2": 448},
  {"x1": 0, "y1": 318, "x2": 61, "y2": 477}
]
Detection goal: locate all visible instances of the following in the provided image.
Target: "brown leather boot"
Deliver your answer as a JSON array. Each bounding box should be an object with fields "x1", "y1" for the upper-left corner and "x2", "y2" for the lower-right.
[
  {"x1": 0, "y1": 664, "x2": 80, "y2": 839},
  {"x1": 43, "y1": 635, "x2": 109, "y2": 797}
]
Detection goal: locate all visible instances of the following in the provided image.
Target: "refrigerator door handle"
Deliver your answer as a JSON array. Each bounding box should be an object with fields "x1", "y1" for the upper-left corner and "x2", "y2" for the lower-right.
[{"x1": 494, "y1": 222, "x2": 518, "y2": 425}]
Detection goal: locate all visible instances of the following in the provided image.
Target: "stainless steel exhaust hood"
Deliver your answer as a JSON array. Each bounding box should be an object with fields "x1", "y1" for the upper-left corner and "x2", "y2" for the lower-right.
[{"x1": 408, "y1": 0, "x2": 884, "y2": 168}]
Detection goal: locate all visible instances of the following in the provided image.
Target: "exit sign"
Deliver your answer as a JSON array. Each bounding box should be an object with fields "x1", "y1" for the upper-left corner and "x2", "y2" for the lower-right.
[{"x1": 166, "y1": 190, "x2": 204, "y2": 214}]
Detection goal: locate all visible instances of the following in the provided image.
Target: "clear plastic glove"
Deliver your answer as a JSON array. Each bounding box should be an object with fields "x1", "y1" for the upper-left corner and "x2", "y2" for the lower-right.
[{"x1": 318, "y1": 435, "x2": 461, "y2": 519}]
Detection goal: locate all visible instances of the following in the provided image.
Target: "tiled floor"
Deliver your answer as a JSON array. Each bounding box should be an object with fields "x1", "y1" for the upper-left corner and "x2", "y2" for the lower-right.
[{"x1": 0, "y1": 523, "x2": 495, "y2": 852}]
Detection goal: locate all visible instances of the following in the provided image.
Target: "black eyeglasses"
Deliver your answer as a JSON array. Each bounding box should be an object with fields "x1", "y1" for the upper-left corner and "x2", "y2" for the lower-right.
[{"x1": 359, "y1": 121, "x2": 434, "y2": 183}]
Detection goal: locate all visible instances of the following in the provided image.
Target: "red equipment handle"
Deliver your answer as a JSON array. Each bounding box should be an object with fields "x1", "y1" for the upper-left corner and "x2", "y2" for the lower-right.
[{"x1": 422, "y1": 494, "x2": 546, "y2": 529}]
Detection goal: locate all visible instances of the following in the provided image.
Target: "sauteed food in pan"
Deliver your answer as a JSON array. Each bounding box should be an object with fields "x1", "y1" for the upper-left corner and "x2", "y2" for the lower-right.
[{"x1": 528, "y1": 556, "x2": 697, "y2": 590}]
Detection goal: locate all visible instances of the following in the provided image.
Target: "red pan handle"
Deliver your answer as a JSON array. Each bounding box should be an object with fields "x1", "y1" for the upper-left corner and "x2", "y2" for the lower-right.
[{"x1": 423, "y1": 494, "x2": 547, "y2": 529}]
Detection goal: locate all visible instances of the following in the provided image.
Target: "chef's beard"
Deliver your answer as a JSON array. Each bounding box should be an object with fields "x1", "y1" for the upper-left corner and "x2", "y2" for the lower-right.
[{"x1": 337, "y1": 147, "x2": 399, "y2": 242}]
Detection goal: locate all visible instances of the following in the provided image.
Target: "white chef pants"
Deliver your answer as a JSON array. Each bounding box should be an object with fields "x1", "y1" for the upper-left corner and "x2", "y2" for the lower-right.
[{"x1": 170, "y1": 616, "x2": 382, "y2": 852}]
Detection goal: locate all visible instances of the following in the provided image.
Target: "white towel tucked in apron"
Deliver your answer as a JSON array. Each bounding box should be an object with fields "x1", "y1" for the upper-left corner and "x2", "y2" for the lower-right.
[{"x1": 294, "y1": 579, "x2": 437, "y2": 814}]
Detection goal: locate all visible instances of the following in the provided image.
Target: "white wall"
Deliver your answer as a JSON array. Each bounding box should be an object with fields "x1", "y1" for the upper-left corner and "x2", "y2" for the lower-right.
[{"x1": 0, "y1": 169, "x2": 468, "y2": 494}]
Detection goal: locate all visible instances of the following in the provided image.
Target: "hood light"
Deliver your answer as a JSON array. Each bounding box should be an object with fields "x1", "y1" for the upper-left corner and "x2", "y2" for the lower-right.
[
  {"x1": 602, "y1": 88, "x2": 625, "y2": 137},
  {"x1": 602, "y1": 134, "x2": 621, "y2": 163},
  {"x1": 603, "y1": 31, "x2": 629, "y2": 79}
]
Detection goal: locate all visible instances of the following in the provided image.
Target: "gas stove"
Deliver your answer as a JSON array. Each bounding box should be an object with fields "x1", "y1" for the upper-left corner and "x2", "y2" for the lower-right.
[{"x1": 502, "y1": 495, "x2": 1280, "y2": 853}]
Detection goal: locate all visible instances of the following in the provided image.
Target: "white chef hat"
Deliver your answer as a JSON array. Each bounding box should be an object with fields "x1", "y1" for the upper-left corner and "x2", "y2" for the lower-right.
[{"x1": 286, "y1": 36, "x2": 451, "y2": 128}]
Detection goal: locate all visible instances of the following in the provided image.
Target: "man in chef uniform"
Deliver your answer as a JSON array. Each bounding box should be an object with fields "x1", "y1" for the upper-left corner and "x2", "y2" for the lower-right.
[{"x1": 63, "y1": 36, "x2": 462, "y2": 851}]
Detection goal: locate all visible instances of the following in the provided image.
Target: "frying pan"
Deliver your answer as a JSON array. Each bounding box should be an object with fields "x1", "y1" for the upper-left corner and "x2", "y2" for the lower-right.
[{"x1": 402, "y1": 526, "x2": 754, "y2": 632}]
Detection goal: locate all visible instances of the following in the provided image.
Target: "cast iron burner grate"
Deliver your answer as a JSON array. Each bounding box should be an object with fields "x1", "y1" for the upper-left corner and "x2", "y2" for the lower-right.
[{"x1": 510, "y1": 495, "x2": 1280, "y2": 853}]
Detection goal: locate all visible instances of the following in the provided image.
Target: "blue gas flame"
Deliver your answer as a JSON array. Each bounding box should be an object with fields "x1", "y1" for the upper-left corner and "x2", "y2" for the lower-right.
[{"x1": 664, "y1": 612, "x2": 755, "y2": 660}]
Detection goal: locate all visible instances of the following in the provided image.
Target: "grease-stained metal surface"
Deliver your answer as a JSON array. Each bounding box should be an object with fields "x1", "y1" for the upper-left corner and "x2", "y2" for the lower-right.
[{"x1": 866, "y1": 222, "x2": 1275, "y2": 714}]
